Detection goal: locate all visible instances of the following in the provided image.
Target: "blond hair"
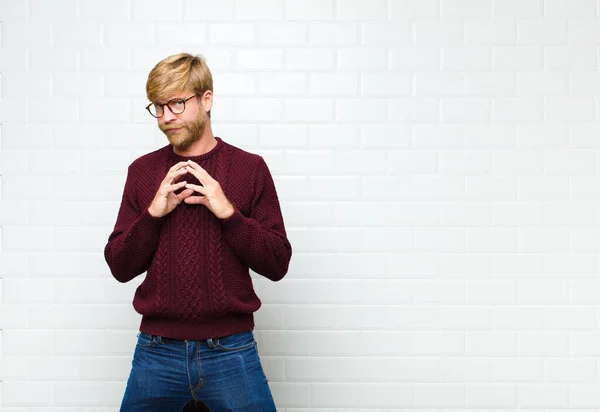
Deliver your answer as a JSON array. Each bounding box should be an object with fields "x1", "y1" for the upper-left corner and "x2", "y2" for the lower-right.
[{"x1": 146, "y1": 53, "x2": 213, "y2": 105}]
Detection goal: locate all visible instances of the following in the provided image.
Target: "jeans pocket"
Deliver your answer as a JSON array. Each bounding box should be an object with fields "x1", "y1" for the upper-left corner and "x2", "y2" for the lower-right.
[
  {"x1": 214, "y1": 332, "x2": 256, "y2": 352},
  {"x1": 136, "y1": 332, "x2": 157, "y2": 348}
]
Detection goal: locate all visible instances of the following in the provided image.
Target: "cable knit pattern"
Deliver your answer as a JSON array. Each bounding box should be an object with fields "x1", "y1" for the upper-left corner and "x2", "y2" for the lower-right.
[
  {"x1": 104, "y1": 137, "x2": 292, "y2": 340},
  {"x1": 153, "y1": 226, "x2": 171, "y2": 316},
  {"x1": 154, "y1": 156, "x2": 174, "y2": 317},
  {"x1": 174, "y1": 203, "x2": 201, "y2": 319},
  {"x1": 209, "y1": 153, "x2": 227, "y2": 318},
  {"x1": 208, "y1": 214, "x2": 226, "y2": 318}
]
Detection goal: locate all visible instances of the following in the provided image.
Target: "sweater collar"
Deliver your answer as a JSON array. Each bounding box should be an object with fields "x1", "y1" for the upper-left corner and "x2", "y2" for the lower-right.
[{"x1": 167, "y1": 137, "x2": 225, "y2": 162}]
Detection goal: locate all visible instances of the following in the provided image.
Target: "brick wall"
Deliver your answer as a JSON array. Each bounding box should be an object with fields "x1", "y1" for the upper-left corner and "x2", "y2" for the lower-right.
[{"x1": 1, "y1": 0, "x2": 600, "y2": 410}]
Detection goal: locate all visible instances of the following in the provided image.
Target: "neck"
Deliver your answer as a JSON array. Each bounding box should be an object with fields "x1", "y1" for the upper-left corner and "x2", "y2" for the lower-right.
[{"x1": 173, "y1": 127, "x2": 217, "y2": 157}]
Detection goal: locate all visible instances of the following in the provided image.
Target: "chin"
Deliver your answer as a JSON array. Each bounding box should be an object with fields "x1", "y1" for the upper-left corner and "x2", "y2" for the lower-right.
[
  {"x1": 172, "y1": 141, "x2": 193, "y2": 151},
  {"x1": 163, "y1": 120, "x2": 205, "y2": 150},
  {"x1": 169, "y1": 136, "x2": 199, "y2": 152}
]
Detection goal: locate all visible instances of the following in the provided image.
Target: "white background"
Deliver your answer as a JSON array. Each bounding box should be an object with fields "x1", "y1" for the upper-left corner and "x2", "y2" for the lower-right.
[{"x1": 2, "y1": 0, "x2": 600, "y2": 410}]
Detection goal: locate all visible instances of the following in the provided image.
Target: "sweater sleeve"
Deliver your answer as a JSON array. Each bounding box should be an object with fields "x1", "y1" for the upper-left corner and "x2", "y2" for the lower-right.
[
  {"x1": 104, "y1": 164, "x2": 165, "y2": 283},
  {"x1": 220, "y1": 157, "x2": 292, "y2": 282}
]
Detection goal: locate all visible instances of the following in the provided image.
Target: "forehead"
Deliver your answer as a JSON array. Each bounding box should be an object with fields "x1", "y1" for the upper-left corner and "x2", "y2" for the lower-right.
[{"x1": 156, "y1": 90, "x2": 193, "y2": 103}]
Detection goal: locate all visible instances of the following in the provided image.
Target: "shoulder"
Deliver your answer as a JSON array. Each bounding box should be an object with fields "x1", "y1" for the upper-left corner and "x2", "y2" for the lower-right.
[
  {"x1": 221, "y1": 140, "x2": 266, "y2": 170},
  {"x1": 128, "y1": 145, "x2": 170, "y2": 173}
]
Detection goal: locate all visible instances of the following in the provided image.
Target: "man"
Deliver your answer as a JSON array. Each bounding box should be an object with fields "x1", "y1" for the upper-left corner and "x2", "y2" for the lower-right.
[{"x1": 104, "y1": 53, "x2": 292, "y2": 411}]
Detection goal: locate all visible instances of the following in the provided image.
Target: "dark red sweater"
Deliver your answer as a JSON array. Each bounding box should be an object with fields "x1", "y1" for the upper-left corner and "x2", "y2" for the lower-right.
[{"x1": 104, "y1": 137, "x2": 292, "y2": 340}]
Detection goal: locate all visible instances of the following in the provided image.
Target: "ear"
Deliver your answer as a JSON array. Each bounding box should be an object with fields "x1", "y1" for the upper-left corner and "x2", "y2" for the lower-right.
[{"x1": 201, "y1": 90, "x2": 213, "y2": 114}]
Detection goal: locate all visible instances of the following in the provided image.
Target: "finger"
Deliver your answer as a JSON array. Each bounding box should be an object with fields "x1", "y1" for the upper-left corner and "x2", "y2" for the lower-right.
[
  {"x1": 162, "y1": 161, "x2": 190, "y2": 183},
  {"x1": 185, "y1": 183, "x2": 206, "y2": 195},
  {"x1": 184, "y1": 196, "x2": 208, "y2": 205},
  {"x1": 184, "y1": 165, "x2": 206, "y2": 185},
  {"x1": 157, "y1": 179, "x2": 186, "y2": 197},
  {"x1": 186, "y1": 159, "x2": 199, "y2": 168},
  {"x1": 169, "y1": 161, "x2": 190, "y2": 173},
  {"x1": 166, "y1": 180, "x2": 187, "y2": 193},
  {"x1": 176, "y1": 188, "x2": 194, "y2": 200},
  {"x1": 164, "y1": 167, "x2": 188, "y2": 186},
  {"x1": 186, "y1": 162, "x2": 213, "y2": 181}
]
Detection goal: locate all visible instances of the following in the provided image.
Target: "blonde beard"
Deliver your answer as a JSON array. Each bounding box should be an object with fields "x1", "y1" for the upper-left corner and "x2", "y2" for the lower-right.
[{"x1": 162, "y1": 112, "x2": 208, "y2": 151}]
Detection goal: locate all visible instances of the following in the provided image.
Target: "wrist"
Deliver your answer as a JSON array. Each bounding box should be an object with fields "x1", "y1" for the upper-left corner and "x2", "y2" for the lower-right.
[
  {"x1": 147, "y1": 206, "x2": 161, "y2": 218},
  {"x1": 220, "y1": 205, "x2": 235, "y2": 220}
]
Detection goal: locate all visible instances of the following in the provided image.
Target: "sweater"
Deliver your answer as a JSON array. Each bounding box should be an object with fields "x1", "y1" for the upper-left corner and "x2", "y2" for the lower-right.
[{"x1": 104, "y1": 137, "x2": 292, "y2": 340}]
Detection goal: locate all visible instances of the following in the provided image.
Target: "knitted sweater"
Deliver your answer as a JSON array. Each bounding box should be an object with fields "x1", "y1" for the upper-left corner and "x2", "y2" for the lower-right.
[{"x1": 104, "y1": 137, "x2": 292, "y2": 340}]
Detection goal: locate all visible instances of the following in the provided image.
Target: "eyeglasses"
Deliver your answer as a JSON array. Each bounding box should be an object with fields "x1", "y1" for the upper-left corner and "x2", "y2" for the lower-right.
[{"x1": 146, "y1": 95, "x2": 197, "y2": 118}]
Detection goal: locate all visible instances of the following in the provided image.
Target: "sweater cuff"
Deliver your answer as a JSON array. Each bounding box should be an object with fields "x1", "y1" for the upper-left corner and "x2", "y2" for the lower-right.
[
  {"x1": 219, "y1": 208, "x2": 245, "y2": 231},
  {"x1": 137, "y1": 208, "x2": 166, "y2": 236}
]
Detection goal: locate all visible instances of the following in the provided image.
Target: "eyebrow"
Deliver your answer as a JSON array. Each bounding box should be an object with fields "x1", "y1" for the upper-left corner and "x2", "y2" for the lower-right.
[{"x1": 154, "y1": 96, "x2": 183, "y2": 105}]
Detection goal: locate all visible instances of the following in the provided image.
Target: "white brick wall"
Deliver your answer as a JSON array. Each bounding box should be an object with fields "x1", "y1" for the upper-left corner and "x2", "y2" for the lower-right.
[{"x1": 1, "y1": 0, "x2": 600, "y2": 410}]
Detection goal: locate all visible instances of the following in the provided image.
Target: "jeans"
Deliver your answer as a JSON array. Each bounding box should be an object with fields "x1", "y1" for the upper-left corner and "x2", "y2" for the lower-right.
[{"x1": 120, "y1": 330, "x2": 277, "y2": 412}]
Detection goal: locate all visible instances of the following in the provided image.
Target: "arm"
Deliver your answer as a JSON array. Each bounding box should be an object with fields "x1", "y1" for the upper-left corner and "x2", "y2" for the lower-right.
[
  {"x1": 104, "y1": 165, "x2": 165, "y2": 283},
  {"x1": 220, "y1": 158, "x2": 292, "y2": 281}
]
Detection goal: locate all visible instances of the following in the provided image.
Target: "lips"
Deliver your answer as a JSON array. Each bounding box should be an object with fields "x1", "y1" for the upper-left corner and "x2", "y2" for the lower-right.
[{"x1": 162, "y1": 123, "x2": 185, "y2": 132}]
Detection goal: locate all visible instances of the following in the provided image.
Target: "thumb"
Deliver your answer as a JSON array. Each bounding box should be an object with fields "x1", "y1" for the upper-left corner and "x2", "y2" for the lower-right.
[{"x1": 177, "y1": 188, "x2": 194, "y2": 200}]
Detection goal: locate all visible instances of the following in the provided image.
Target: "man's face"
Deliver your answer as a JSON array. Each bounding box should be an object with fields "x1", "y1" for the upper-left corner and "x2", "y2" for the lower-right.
[{"x1": 157, "y1": 91, "x2": 208, "y2": 151}]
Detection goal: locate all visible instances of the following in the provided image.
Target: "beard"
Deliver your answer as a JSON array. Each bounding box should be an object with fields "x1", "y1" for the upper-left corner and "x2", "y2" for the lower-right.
[{"x1": 160, "y1": 111, "x2": 208, "y2": 151}]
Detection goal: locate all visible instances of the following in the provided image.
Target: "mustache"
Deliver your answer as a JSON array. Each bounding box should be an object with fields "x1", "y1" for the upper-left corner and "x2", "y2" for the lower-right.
[{"x1": 161, "y1": 124, "x2": 186, "y2": 130}]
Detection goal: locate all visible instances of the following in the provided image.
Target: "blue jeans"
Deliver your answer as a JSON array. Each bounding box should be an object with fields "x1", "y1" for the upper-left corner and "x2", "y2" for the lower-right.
[{"x1": 120, "y1": 330, "x2": 277, "y2": 411}]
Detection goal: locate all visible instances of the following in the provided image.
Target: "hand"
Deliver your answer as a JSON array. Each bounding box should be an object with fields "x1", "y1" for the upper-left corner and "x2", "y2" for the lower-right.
[
  {"x1": 147, "y1": 161, "x2": 194, "y2": 218},
  {"x1": 183, "y1": 160, "x2": 235, "y2": 219}
]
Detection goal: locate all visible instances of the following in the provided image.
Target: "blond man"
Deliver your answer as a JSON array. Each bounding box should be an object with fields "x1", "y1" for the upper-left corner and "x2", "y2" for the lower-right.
[{"x1": 105, "y1": 53, "x2": 291, "y2": 411}]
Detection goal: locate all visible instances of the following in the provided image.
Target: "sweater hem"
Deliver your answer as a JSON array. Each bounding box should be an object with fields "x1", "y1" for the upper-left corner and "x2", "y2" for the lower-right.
[{"x1": 139, "y1": 313, "x2": 255, "y2": 340}]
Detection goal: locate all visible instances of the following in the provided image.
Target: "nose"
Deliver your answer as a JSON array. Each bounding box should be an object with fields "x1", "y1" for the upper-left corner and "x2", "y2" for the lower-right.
[{"x1": 161, "y1": 107, "x2": 177, "y2": 123}]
